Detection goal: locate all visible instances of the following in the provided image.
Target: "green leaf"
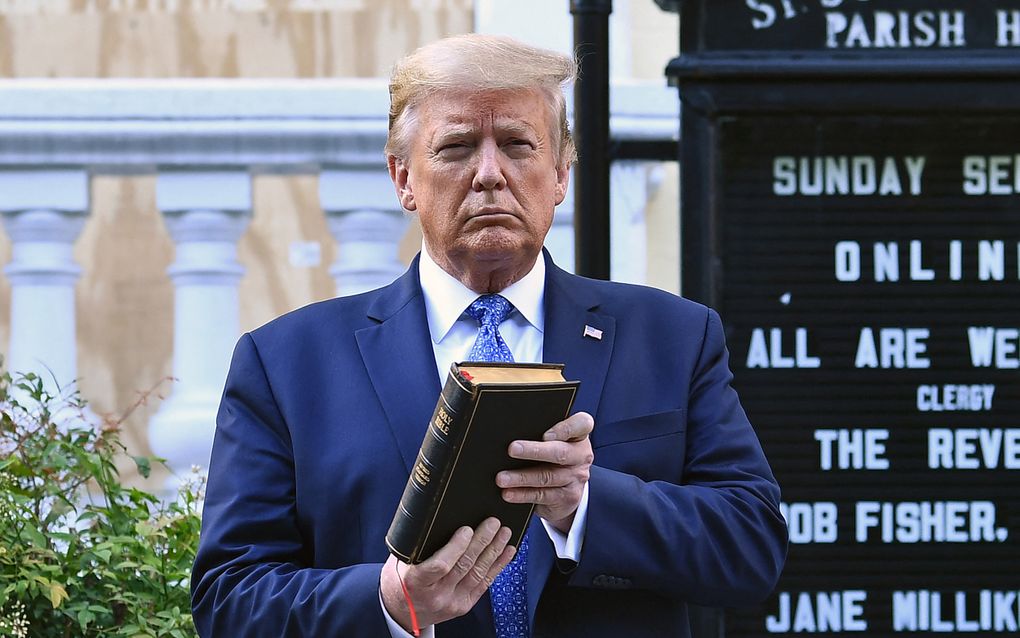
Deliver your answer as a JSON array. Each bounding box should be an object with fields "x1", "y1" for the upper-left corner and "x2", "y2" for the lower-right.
[
  {"x1": 48, "y1": 581, "x2": 69, "y2": 608},
  {"x1": 77, "y1": 608, "x2": 97, "y2": 630},
  {"x1": 133, "y1": 455, "x2": 152, "y2": 479},
  {"x1": 22, "y1": 525, "x2": 48, "y2": 548}
]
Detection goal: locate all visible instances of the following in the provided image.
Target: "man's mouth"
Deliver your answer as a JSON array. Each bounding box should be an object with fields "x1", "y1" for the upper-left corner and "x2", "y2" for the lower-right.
[{"x1": 472, "y1": 207, "x2": 514, "y2": 217}]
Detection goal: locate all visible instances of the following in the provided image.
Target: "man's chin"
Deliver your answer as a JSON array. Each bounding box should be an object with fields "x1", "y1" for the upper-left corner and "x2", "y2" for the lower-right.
[{"x1": 461, "y1": 233, "x2": 536, "y2": 264}]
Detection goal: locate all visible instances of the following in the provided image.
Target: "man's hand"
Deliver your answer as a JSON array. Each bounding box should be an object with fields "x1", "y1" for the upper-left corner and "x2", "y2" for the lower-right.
[
  {"x1": 380, "y1": 518, "x2": 516, "y2": 632},
  {"x1": 496, "y1": 411, "x2": 595, "y2": 533}
]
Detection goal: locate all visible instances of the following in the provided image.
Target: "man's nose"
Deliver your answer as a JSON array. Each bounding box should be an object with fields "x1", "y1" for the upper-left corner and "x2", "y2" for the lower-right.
[{"x1": 472, "y1": 141, "x2": 507, "y2": 191}]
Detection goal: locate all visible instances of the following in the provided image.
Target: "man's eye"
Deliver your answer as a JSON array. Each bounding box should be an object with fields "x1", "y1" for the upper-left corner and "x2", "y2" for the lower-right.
[
  {"x1": 437, "y1": 143, "x2": 471, "y2": 156},
  {"x1": 505, "y1": 140, "x2": 534, "y2": 153}
]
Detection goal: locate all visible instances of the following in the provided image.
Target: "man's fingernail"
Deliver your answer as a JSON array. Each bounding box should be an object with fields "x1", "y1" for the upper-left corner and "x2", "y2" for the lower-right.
[{"x1": 510, "y1": 442, "x2": 524, "y2": 455}]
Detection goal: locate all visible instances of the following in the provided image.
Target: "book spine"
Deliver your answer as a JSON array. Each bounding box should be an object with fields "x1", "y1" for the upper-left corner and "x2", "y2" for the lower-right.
[{"x1": 386, "y1": 370, "x2": 474, "y2": 563}]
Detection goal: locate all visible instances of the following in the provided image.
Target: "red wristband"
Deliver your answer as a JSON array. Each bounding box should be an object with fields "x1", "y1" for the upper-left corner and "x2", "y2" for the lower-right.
[{"x1": 394, "y1": 560, "x2": 421, "y2": 637}]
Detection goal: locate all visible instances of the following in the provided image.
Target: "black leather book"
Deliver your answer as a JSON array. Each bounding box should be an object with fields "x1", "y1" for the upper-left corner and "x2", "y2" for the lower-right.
[{"x1": 386, "y1": 361, "x2": 579, "y2": 564}]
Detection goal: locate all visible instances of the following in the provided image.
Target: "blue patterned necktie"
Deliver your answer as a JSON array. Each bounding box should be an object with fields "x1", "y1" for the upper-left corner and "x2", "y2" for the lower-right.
[
  {"x1": 466, "y1": 294, "x2": 515, "y2": 363},
  {"x1": 465, "y1": 294, "x2": 530, "y2": 638}
]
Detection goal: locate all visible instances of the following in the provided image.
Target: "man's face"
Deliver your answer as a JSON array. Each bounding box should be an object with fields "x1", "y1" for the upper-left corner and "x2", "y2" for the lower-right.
[{"x1": 390, "y1": 88, "x2": 569, "y2": 291}]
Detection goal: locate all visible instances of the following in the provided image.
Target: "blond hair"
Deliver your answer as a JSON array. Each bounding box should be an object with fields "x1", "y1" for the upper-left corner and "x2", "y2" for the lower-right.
[{"x1": 385, "y1": 34, "x2": 577, "y2": 165}]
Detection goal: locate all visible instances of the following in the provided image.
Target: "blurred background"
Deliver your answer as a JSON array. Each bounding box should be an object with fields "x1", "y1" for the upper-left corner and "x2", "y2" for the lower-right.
[{"x1": 0, "y1": 0, "x2": 682, "y2": 490}]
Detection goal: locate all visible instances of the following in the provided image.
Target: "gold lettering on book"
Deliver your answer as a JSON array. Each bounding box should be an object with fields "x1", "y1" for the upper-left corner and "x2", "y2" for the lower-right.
[
  {"x1": 412, "y1": 461, "x2": 431, "y2": 488},
  {"x1": 434, "y1": 406, "x2": 453, "y2": 435}
]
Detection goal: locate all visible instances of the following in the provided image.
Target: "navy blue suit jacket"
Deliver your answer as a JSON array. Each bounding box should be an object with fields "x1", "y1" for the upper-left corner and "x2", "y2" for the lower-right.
[{"x1": 191, "y1": 253, "x2": 787, "y2": 637}]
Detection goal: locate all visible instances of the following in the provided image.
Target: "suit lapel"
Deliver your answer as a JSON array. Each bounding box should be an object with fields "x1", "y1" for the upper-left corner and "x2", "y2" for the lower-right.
[
  {"x1": 527, "y1": 252, "x2": 616, "y2": 626},
  {"x1": 542, "y1": 253, "x2": 616, "y2": 421},
  {"x1": 355, "y1": 258, "x2": 442, "y2": 473}
]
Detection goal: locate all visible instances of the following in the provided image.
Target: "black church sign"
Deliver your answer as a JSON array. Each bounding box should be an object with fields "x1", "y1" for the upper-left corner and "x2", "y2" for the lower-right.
[
  {"x1": 697, "y1": 1, "x2": 1020, "y2": 51},
  {"x1": 668, "y1": 1, "x2": 1020, "y2": 636}
]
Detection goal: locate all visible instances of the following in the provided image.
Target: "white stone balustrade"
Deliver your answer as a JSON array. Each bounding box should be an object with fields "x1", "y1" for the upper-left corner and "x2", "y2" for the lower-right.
[
  {"x1": 0, "y1": 79, "x2": 678, "y2": 487},
  {"x1": 0, "y1": 170, "x2": 90, "y2": 403},
  {"x1": 320, "y1": 169, "x2": 408, "y2": 297},
  {"x1": 148, "y1": 171, "x2": 251, "y2": 488}
]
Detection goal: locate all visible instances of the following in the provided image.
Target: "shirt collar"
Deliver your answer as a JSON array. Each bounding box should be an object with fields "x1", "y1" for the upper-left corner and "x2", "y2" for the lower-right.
[{"x1": 419, "y1": 242, "x2": 546, "y2": 344}]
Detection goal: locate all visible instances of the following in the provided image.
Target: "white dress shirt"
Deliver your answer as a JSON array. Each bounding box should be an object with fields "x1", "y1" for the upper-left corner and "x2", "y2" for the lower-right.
[{"x1": 383, "y1": 245, "x2": 589, "y2": 638}]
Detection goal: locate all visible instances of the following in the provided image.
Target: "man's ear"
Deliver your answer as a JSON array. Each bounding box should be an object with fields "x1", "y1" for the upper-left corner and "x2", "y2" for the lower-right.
[
  {"x1": 387, "y1": 155, "x2": 416, "y2": 212},
  {"x1": 553, "y1": 161, "x2": 571, "y2": 206}
]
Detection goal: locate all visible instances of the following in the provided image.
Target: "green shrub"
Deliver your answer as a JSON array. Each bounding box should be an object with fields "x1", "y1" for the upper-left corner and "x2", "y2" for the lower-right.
[{"x1": 0, "y1": 367, "x2": 200, "y2": 637}]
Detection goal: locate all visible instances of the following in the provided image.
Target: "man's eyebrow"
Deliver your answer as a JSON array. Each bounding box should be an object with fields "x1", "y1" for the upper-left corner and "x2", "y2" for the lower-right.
[
  {"x1": 495, "y1": 121, "x2": 538, "y2": 137},
  {"x1": 432, "y1": 125, "x2": 476, "y2": 140}
]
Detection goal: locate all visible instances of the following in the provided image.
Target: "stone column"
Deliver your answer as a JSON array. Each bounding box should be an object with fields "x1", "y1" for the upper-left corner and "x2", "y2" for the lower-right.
[
  {"x1": 0, "y1": 170, "x2": 90, "y2": 402},
  {"x1": 149, "y1": 171, "x2": 250, "y2": 488},
  {"x1": 319, "y1": 168, "x2": 408, "y2": 296}
]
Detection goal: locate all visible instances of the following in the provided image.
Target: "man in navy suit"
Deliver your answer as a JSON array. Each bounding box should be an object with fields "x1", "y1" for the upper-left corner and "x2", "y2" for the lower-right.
[{"x1": 191, "y1": 34, "x2": 787, "y2": 637}]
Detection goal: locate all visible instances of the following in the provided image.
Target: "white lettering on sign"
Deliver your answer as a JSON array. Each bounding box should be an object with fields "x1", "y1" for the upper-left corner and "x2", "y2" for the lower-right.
[
  {"x1": 814, "y1": 429, "x2": 889, "y2": 470},
  {"x1": 998, "y1": 11, "x2": 1020, "y2": 47},
  {"x1": 833, "y1": 241, "x2": 1017, "y2": 282},
  {"x1": 765, "y1": 591, "x2": 868, "y2": 633},
  {"x1": 962, "y1": 155, "x2": 1020, "y2": 195},
  {"x1": 746, "y1": 0, "x2": 778, "y2": 29},
  {"x1": 780, "y1": 502, "x2": 839, "y2": 543},
  {"x1": 834, "y1": 241, "x2": 861, "y2": 281},
  {"x1": 855, "y1": 501, "x2": 1007, "y2": 543},
  {"x1": 893, "y1": 590, "x2": 1020, "y2": 632},
  {"x1": 826, "y1": 11, "x2": 966, "y2": 49},
  {"x1": 854, "y1": 328, "x2": 930, "y2": 369},
  {"x1": 950, "y1": 239, "x2": 963, "y2": 280},
  {"x1": 745, "y1": 0, "x2": 804, "y2": 30},
  {"x1": 746, "y1": 328, "x2": 822, "y2": 368},
  {"x1": 917, "y1": 384, "x2": 995, "y2": 412},
  {"x1": 928, "y1": 428, "x2": 1020, "y2": 469},
  {"x1": 773, "y1": 156, "x2": 925, "y2": 196},
  {"x1": 967, "y1": 327, "x2": 1020, "y2": 368}
]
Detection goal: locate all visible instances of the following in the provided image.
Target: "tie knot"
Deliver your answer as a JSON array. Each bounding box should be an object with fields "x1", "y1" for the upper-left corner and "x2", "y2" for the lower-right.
[{"x1": 467, "y1": 294, "x2": 514, "y2": 328}]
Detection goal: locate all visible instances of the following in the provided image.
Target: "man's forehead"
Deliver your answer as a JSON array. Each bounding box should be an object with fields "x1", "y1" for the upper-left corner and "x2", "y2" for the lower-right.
[
  {"x1": 421, "y1": 89, "x2": 549, "y2": 131},
  {"x1": 433, "y1": 116, "x2": 538, "y2": 134}
]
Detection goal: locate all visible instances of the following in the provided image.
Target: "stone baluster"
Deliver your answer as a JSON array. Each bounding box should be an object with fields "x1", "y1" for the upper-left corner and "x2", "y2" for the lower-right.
[
  {"x1": 149, "y1": 171, "x2": 250, "y2": 488},
  {"x1": 0, "y1": 169, "x2": 90, "y2": 403},
  {"x1": 319, "y1": 168, "x2": 408, "y2": 296}
]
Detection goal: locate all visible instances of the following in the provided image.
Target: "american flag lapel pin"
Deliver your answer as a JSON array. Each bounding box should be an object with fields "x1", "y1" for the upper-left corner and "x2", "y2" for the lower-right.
[{"x1": 583, "y1": 325, "x2": 603, "y2": 341}]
